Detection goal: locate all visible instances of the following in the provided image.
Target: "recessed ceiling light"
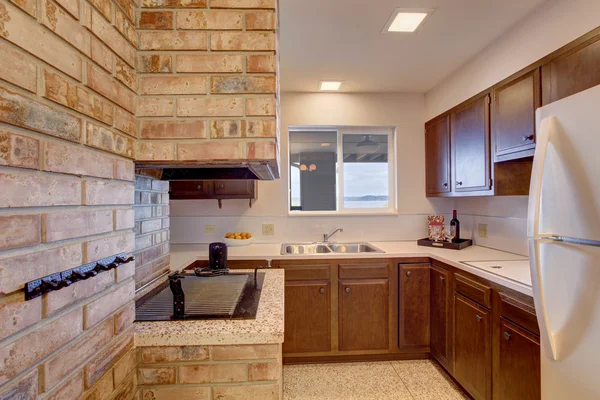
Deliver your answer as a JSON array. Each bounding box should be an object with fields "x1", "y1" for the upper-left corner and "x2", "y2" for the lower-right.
[
  {"x1": 319, "y1": 81, "x2": 343, "y2": 91},
  {"x1": 382, "y1": 8, "x2": 434, "y2": 33}
]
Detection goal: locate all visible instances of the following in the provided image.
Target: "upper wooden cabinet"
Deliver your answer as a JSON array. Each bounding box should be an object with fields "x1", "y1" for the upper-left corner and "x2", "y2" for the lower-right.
[
  {"x1": 425, "y1": 115, "x2": 451, "y2": 196},
  {"x1": 493, "y1": 68, "x2": 541, "y2": 162},
  {"x1": 451, "y1": 92, "x2": 492, "y2": 194},
  {"x1": 542, "y1": 31, "x2": 600, "y2": 105},
  {"x1": 170, "y1": 180, "x2": 257, "y2": 200}
]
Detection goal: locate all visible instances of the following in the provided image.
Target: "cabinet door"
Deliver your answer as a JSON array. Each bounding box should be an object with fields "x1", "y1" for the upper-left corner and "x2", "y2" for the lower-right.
[
  {"x1": 451, "y1": 93, "x2": 492, "y2": 193},
  {"x1": 425, "y1": 115, "x2": 451, "y2": 196},
  {"x1": 454, "y1": 294, "x2": 491, "y2": 400},
  {"x1": 493, "y1": 68, "x2": 541, "y2": 161},
  {"x1": 169, "y1": 181, "x2": 211, "y2": 199},
  {"x1": 213, "y1": 180, "x2": 254, "y2": 197},
  {"x1": 339, "y1": 279, "x2": 389, "y2": 351},
  {"x1": 493, "y1": 318, "x2": 541, "y2": 400},
  {"x1": 430, "y1": 266, "x2": 451, "y2": 371},
  {"x1": 284, "y1": 280, "x2": 331, "y2": 354},
  {"x1": 399, "y1": 264, "x2": 430, "y2": 348},
  {"x1": 542, "y1": 34, "x2": 600, "y2": 105}
]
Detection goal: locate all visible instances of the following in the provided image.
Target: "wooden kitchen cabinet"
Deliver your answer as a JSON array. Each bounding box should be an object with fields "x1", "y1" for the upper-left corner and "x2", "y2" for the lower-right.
[
  {"x1": 430, "y1": 265, "x2": 452, "y2": 372},
  {"x1": 283, "y1": 264, "x2": 332, "y2": 354},
  {"x1": 454, "y1": 294, "x2": 492, "y2": 400},
  {"x1": 170, "y1": 180, "x2": 257, "y2": 200},
  {"x1": 451, "y1": 92, "x2": 492, "y2": 194},
  {"x1": 399, "y1": 264, "x2": 430, "y2": 348},
  {"x1": 493, "y1": 68, "x2": 541, "y2": 162},
  {"x1": 425, "y1": 114, "x2": 451, "y2": 196}
]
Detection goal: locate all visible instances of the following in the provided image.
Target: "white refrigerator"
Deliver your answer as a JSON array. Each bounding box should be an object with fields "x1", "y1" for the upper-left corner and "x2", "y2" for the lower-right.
[{"x1": 528, "y1": 84, "x2": 600, "y2": 399}]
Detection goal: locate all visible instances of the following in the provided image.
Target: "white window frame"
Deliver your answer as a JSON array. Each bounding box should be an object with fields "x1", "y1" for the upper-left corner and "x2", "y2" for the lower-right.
[{"x1": 288, "y1": 125, "x2": 397, "y2": 216}]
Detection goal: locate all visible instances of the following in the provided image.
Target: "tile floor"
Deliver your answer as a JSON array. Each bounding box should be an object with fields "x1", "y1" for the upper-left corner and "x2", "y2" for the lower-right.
[{"x1": 283, "y1": 360, "x2": 470, "y2": 400}]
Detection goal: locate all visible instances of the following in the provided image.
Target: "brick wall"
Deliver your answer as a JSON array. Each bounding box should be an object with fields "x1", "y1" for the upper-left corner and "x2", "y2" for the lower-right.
[
  {"x1": 135, "y1": 0, "x2": 280, "y2": 172},
  {"x1": 0, "y1": 0, "x2": 139, "y2": 397},
  {"x1": 134, "y1": 174, "x2": 170, "y2": 289},
  {"x1": 137, "y1": 344, "x2": 282, "y2": 399}
]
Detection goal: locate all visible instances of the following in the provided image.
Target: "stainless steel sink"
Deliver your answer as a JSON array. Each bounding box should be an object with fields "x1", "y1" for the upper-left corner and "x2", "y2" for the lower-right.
[{"x1": 280, "y1": 242, "x2": 384, "y2": 255}]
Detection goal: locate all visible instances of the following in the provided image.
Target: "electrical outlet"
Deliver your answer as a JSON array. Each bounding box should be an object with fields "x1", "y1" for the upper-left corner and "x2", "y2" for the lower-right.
[
  {"x1": 204, "y1": 224, "x2": 217, "y2": 233},
  {"x1": 262, "y1": 223, "x2": 275, "y2": 236},
  {"x1": 478, "y1": 223, "x2": 488, "y2": 238}
]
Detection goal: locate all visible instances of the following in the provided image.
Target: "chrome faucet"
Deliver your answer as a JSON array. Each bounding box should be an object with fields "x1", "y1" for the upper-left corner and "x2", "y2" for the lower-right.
[{"x1": 323, "y1": 228, "x2": 343, "y2": 243}]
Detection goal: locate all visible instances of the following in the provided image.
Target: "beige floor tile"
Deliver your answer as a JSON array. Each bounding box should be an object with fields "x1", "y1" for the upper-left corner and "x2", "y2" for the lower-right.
[
  {"x1": 391, "y1": 360, "x2": 469, "y2": 400},
  {"x1": 283, "y1": 362, "x2": 413, "y2": 400}
]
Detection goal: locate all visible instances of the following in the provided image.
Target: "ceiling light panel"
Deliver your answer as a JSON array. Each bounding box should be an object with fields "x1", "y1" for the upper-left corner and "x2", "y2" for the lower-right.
[
  {"x1": 319, "y1": 81, "x2": 343, "y2": 91},
  {"x1": 383, "y1": 8, "x2": 434, "y2": 33}
]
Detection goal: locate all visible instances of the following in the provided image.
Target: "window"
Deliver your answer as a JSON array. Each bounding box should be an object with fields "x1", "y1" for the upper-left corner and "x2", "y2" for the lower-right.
[{"x1": 289, "y1": 126, "x2": 396, "y2": 214}]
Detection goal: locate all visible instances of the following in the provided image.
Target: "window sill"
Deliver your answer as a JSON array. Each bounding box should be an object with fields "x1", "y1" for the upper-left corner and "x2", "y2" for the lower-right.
[{"x1": 288, "y1": 210, "x2": 399, "y2": 217}]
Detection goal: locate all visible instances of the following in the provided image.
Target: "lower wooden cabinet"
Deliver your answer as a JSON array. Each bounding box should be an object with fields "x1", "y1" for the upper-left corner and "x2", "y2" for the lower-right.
[
  {"x1": 493, "y1": 318, "x2": 541, "y2": 400},
  {"x1": 399, "y1": 264, "x2": 430, "y2": 348},
  {"x1": 430, "y1": 265, "x2": 452, "y2": 371},
  {"x1": 339, "y1": 278, "x2": 389, "y2": 351},
  {"x1": 454, "y1": 294, "x2": 492, "y2": 400}
]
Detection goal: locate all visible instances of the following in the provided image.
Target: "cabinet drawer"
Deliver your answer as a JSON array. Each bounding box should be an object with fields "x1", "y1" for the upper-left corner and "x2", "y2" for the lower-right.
[
  {"x1": 169, "y1": 181, "x2": 211, "y2": 198},
  {"x1": 499, "y1": 293, "x2": 540, "y2": 336},
  {"x1": 455, "y1": 274, "x2": 492, "y2": 308},
  {"x1": 283, "y1": 264, "x2": 331, "y2": 281},
  {"x1": 214, "y1": 180, "x2": 253, "y2": 196},
  {"x1": 339, "y1": 263, "x2": 389, "y2": 279}
]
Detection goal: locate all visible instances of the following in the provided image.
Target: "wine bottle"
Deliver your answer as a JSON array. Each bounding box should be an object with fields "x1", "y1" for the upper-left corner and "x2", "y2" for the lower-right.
[{"x1": 450, "y1": 210, "x2": 460, "y2": 242}]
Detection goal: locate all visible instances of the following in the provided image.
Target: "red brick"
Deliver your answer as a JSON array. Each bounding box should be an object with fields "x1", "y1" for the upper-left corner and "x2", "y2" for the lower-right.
[
  {"x1": 88, "y1": 0, "x2": 111, "y2": 19},
  {"x1": 139, "y1": 31, "x2": 208, "y2": 51},
  {"x1": 211, "y1": 344, "x2": 280, "y2": 360},
  {"x1": 43, "y1": 318, "x2": 113, "y2": 389},
  {"x1": 140, "y1": 76, "x2": 207, "y2": 95},
  {"x1": 137, "y1": 367, "x2": 176, "y2": 385},
  {"x1": 55, "y1": 0, "x2": 78, "y2": 19},
  {"x1": 139, "y1": 11, "x2": 173, "y2": 29},
  {"x1": 247, "y1": 140, "x2": 276, "y2": 159},
  {"x1": 178, "y1": 142, "x2": 244, "y2": 161},
  {"x1": 0, "y1": 41, "x2": 36, "y2": 92},
  {"x1": 137, "y1": 97, "x2": 174, "y2": 117},
  {"x1": 85, "y1": 331, "x2": 134, "y2": 387},
  {"x1": 42, "y1": 0, "x2": 91, "y2": 56},
  {"x1": 44, "y1": 209, "x2": 113, "y2": 242},
  {"x1": 85, "y1": 121, "x2": 134, "y2": 157},
  {"x1": 43, "y1": 69, "x2": 114, "y2": 126},
  {"x1": 114, "y1": 9, "x2": 138, "y2": 47},
  {"x1": 140, "y1": 120, "x2": 206, "y2": 139},
  {"x1": 0, "y1": 369, "x2": 37, "y2": 400},
  {"x1": 43, "y1": 141, "x2": 114, "y2": 179},
  {"x1": 85, "y1": 232, "x2": 134, "y2": 261},
  {"x1": 0, "y1": 129, "x2": 40, "y2": 169},
  {"x1": 0, "y1": 86, "x2": 82, "y2": 143},
  {"x1": 211, "y1": 32, "x2": 275, "y2": 51},
  {"x1": 0, "y1": 244, "x2": 82, "y2": 294},
  {"x1": 80, "y1": 369, "x2": 113, "y2": 400},
  {"x1": 141, "y1": 387, "x2": 210, "y2": 400},
  {"x1": 115, "y1": 208, "x2": 135, "y2": 229},
  {"x1": 241, "y1": 119, "x2": 276, "y2": 138},
  {"x1": 7, "y1": 0, "x2": 36, "y2": 16},
  {"x1": 115, "y1": 58, "x2": 137, "y2": 92},
  {"x1": 246, "y1": 10, "x2": 276, "y2": 30},
  {"x1": 0, "y1": 308, "x2": 82, "y2": 386},
  {"x1": 90, "y1": 8, "x2": 136, "y2": 67},
  {"x1": 0, "y1": 214, "x2": 40, "y2": 252},
  {"x1": 179, "y1": 363, "x2": 247, "y2": 384},
  {"x1": 211, "y1": 120, "x2": 241, "y2": 138},
  {"x1": 137, "y1": 55, "x2": 172, "y2": 73},
  {"x1": 0, "y1": 294, "x2": 41, "y2": 339},
  {"x1": 135, "y1": 141, "x2": 176, "y2": 161},
  {"x1": 115, "y1": 160, "x2": 135, "y2": 181},
  {"x1": 211, "y1": 0, "x2": 275, "y2": 8},
  {"x1": 212, "y1": 384, "x2": 280, "y2": 400},
  {"x1": 114, "y1": 0, "x2": 134, "y2": 23},
  {"x1": 84, "y1": 179, "x2": 134, "y2": 205},
  {"x1": 248, "y1": 362, "x2": 280, "y2": 381},
  {"x1": 113, "y1": 348, "x2": 137, "y2": 385},
  {"x1": 0, "y1": 1, "x2": 82, "y2": 80},
  {"x1": 176, "y1": 54, "x2": 242, "y2": 73},
  {"x1": 246, "y1": 97, "x2": 277, "y2": 116},
  {"x1": 177, "y1": 97, "x2": 243, "y2": 117},
  {"x1": 114, "y1": 302, "x2": 135, "y2": 334},
  {"x1": 43, "y1": 270, "x2": 115, "y2": 316},
  {"x1": 91, "y1": 38, "x2": 113, "y2": 73},
  {"x1": 247, "y1": 54, "x2": 276, "y2": 73},
  {"x1": 141, "y1": 0, "x2": 206, "y2": 8},
  {"x1": 44, "y1": 370, "x2": 84, "y2": 400},
  {"x1": 87, "y1": 64, "x2": 135, "y2": 113},
  {"x1": 177, "y1": 10, "x2": 242, "y2": 30},
  {"x1": 114, "y1": 107, "x2": 137, "y2": 138},
  {"x1": 84, "y1": 280, "x2": 135, "y2": 329},
  {"x1": 0, "y1": 170, "x2": 81, "y2": 207},
  {"x1": 112, "y1": 368, "x2": 137, "y2": 399},
  {"x1": 210, "y1": 76, "x2": 276, "y2": 93}
]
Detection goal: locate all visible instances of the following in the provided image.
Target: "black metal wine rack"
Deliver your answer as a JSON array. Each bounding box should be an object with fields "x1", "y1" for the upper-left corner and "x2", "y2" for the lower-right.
[{"x1": 24, "y1": 253, "x2": 135, "y2": 301}]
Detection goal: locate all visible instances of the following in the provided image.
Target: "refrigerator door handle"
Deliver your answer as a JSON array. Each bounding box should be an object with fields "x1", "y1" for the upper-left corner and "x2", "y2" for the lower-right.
[
  {"x1": 542, "y1": 235, "x2": 600, "y2": 248},
  {"x1": 527, "y1": 115, "x2": 555, "y2": 238}
]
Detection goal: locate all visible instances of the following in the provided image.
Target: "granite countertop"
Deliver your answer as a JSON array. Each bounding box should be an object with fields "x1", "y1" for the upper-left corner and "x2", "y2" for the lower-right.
[
  {"x1": 134, "y1": 268, "x2": 285, "y2": 347},
  {"x1": 169, "y1": 241, "x2": 532, "y2": 296}
]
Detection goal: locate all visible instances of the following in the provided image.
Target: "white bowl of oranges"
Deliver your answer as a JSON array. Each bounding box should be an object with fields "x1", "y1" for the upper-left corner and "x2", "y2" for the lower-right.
[{"x1": 223, "y1": 232, "x2": 254, "y2": 247}]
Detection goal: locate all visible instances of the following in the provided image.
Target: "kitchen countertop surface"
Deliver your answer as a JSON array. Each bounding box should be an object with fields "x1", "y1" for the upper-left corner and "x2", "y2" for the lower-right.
[
  {"x1": 134, "y1": 268, "x2": 284, "y2": 347},
  {"x1": 169, "y1": 241, "x2": 532, "y2": 296}
]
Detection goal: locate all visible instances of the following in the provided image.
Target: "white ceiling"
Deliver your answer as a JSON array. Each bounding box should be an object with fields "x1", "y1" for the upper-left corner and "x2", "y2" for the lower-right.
[{"x1": 279, "y1": 0, "x2": 547, "y2": 93}]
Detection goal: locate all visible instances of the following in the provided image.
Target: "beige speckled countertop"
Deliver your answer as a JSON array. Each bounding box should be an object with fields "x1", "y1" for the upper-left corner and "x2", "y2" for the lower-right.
[{"x1": 134, "y1": 268, "x2": 284, "y2": 347}]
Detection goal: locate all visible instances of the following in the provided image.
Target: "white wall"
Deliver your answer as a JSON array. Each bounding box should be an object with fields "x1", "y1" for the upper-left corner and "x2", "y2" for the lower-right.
[{"x1": 171, "y1": 92, "x2": 453, "y2": 244}]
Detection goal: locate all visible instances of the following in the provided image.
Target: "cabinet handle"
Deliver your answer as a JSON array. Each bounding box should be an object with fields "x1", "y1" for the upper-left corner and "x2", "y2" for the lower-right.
[
  {"x1": 219, "y1": 183, "x2": 225, "y2": 189},
  {"x1": 456, "y1": 181, "x2": 463, "y2": 186},
  {"x1": 522, "y1": 134, "x2": 535, "y2": 142},
  {"x1": 475, "y1": 314, "x2": 482, "y2": 322},
  {"x1": 439, "y1": 275, "x2": 444, "y2": 281},
  {"x1": 345, "y1": 287, "x2": 350, "y2": 293},
  {"x1": 504, "y1": 332, "x2": 511, "y2": 340},
  {"x1": 443, "y1": 182, "x2": 448, "y2": 187},
  {"x1": 406, "y1": 271, "x2": 412, "y2": 277},
  {"x1": 196, "y1": 184, "x2": 202, "y2": 190},
  {"x1": 319, "y1": 287, "x2": 325, "y2": 294}
]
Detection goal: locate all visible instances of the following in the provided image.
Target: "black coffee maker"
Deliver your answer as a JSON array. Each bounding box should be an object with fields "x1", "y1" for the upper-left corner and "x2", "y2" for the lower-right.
[{"x1": 209, "y1": 242, "x2": 228, "y2": 270}]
